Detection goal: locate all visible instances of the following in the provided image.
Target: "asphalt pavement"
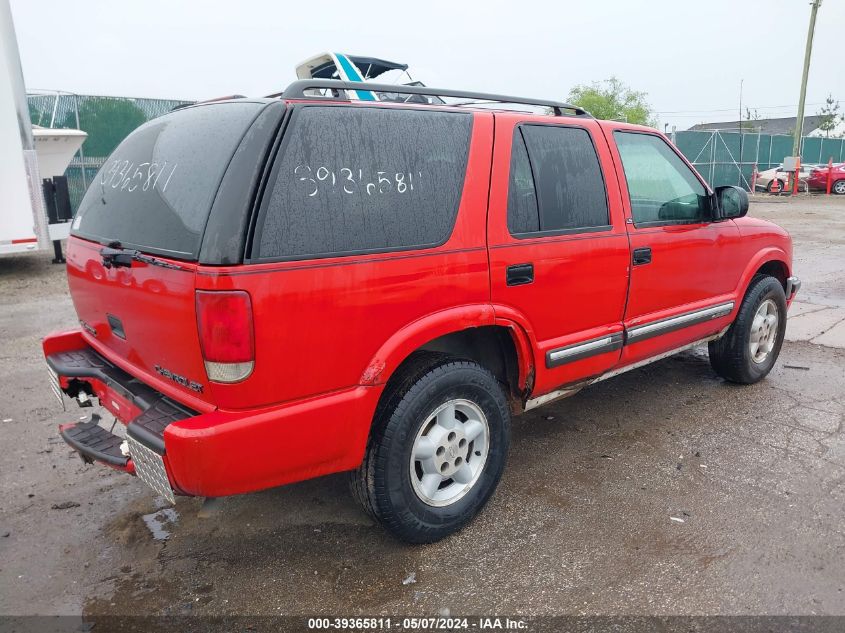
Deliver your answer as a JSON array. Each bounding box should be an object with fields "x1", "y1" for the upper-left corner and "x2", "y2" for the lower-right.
[{"x1": 1, "y1": 195, "x2": 843, "y2": 621}]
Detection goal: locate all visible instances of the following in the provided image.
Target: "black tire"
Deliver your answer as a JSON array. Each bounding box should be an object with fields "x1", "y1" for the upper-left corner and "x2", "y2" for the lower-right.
[
  {"x1": 766, "y1": 179, "x2": 783, "y2": 193},
  {"x1": 708, "y1": 275, "x2": 787, "y2": 384},
  {"x1": 832, "y1": 179, "x2": 845, "y2": 195},
  {"x1": 351, "y1": 353, "x2": 510, "y2": 543}
]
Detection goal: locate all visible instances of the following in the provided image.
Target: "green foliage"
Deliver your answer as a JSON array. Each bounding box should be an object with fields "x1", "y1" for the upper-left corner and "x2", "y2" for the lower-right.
[
  {"x1": 567, "y1": 77, "x2": 656, "y2": 126},
  {"x1": 60, "y1": 97, "x2": 147, "y2": 157},
  {"x1": 816, "y1": 94, "x2": 843, "y2": 138},
  {"x1": 740, "y1": 107, "x2": 761, "y2": 133}
]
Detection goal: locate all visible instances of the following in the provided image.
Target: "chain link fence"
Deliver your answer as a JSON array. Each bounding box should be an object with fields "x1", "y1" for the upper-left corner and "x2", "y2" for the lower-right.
[
  {"x1": 673, "y1": 130, "x2": 845, "y2": 191},
  {"x1": 27, "y1": 92, "x2": 845, "y2": 209},
  {"x1": 27, "y1": 91, "x2": 194, "y2": 211}
]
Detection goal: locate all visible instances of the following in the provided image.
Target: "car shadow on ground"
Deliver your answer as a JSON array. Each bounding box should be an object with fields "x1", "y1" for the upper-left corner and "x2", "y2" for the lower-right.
[{"x1": 84, "y1": 346, "x2": 772, "y2": 616}]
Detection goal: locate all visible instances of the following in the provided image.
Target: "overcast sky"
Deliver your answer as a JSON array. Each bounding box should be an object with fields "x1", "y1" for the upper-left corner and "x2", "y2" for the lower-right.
[{"x1": 10, "y1": 0, "x2": 845, "y2": 131}]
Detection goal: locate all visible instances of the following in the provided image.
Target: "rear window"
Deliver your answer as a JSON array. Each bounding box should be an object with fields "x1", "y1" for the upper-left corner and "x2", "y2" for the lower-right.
[
  {"x1": 72, "y1": 102, "x2": 263, "y2": 259},
  {"x1": 253, "y1": 105, "x2": 472, "y2": 261}
]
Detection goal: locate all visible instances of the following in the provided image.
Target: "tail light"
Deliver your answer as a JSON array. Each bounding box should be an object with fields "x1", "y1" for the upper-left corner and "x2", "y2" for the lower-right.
[{"x1": 195, "y1": 290, "x2": 254, "y2": 383}]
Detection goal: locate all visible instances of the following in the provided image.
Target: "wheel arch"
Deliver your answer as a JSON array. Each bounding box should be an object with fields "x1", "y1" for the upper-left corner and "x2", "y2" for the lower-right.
[
  {"x1": 755, "y1": 259, "x2": 789, "y2": 291},
  {"x1": 414, "y1": 326, "x2": 526, "y2": 408},
  {"x1": 736, "y1": 248, "x2": 791, "y2": 299},
  {"x1": 360, "y1": 307, "x2": 535, "y2": 413}
]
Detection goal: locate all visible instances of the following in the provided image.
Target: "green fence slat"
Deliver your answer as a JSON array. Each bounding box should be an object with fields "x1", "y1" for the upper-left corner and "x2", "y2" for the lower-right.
[
  {"x1": 671, "y1": 129, "x2": 837, "y2": 191},
  {"x1": 27, "y1": 92, "x2": 845, "y2": 207},
  {"x1": 801, "y1": 137, "x2": 819, "y2": 165},
  {"x1": 819, "y1": 137, "x2": 844, "y2": 164}
]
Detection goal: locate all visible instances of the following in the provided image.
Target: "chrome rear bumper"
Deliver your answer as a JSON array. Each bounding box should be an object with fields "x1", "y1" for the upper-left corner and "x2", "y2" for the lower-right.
[
  {"x1": 46, "y1": 362, "x2": 65, "y2": 410},
  {"x1": 128, "y1": 436, "x2": 175, "y2": 504}
]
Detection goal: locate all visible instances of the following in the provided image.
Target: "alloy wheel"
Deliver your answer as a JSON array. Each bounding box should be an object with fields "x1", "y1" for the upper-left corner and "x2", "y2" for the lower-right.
[
  {"x1": 409, "y1": 399, "x2": 490, "y2": 507},
  {"x1": 749, "y1": 299, "x2": 779, "y2": 364}
]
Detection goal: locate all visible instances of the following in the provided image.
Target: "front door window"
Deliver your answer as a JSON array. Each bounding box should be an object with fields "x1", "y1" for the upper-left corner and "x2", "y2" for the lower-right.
[{"x1": 614, "y1": 132, "x2": 710, "y2": 226}]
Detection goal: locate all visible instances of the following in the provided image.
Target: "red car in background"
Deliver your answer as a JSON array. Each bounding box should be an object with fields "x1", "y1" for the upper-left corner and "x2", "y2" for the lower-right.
[{"x1": 807, "y1": 163, "x2": 845, "y2": 194}]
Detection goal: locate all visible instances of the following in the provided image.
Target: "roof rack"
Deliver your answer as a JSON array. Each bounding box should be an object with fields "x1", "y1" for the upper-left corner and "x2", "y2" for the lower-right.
[{"x1": 274, "y1": 79, "x2": 592, "y2": 117}]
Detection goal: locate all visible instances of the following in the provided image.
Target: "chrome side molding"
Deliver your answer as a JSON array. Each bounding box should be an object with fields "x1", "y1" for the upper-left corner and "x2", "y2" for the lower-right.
[
  {"x1": 546, "y1": 332, "x2": 624, "y2": 368},
  {"x1": 626, "y1": 302, "x2": 734, "y2": 344},
  {"x1": 525, "y1": 330, "x2": 729, "y2": 413},
  {"x1": 594, "y1": 329, "x2": 728, "y2": 383},
  {"x1": 527, "y1": 302, "x2": 737, "y2": 412}
]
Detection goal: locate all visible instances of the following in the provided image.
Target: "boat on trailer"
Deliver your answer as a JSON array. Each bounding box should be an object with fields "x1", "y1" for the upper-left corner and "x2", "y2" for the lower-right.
[{"x1": 293, "y1": 52, "x2": 443, "y2": 104}]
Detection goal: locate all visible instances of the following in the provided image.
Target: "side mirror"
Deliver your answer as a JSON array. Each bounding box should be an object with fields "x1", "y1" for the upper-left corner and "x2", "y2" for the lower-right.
[{"x1": 715, "y1": 185, "x2": 749, "y2": 219}]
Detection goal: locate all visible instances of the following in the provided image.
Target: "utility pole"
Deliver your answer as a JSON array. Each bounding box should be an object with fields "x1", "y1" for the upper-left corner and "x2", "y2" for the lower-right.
[
  {"x1": 739, "y1": 79, "x2": 744, "y2": 187},
  {"x1": 793, "y1": 0, "x2": 822, "y2": 158}
]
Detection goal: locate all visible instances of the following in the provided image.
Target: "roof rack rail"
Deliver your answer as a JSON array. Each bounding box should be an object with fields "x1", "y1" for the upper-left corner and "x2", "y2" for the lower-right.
[{"x1": 275, "y1": 79, "x2": 592, "y2": 117}]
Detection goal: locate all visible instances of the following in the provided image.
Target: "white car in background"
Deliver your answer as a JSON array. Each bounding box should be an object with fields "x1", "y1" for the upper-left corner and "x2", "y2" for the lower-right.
[{"x1": 755, "y1": 164, "x2": 818, "y2": 193}]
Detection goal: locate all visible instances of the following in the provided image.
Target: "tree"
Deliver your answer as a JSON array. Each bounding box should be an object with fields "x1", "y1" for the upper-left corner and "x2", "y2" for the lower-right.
[
  {"x1": 567, "y1": 77, "x2": 656, "y2": 126},
  {"x1": 816, "y1": 94, "x2": 843, "y2": 138},
  {"x1": 740, "y1": 107, "x2": 761, "y2": 133},
  {"x1": 59, "y1": 97, "x2": 146, "y2": 158}
]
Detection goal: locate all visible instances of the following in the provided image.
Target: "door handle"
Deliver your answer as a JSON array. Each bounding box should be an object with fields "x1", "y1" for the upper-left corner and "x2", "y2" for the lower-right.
[
  {"x1": 632, "y1": 247, "x2": 652, "y2": 266},
  {"x1": 506, "y1": 263, "x2": 534, "y2": 286}
]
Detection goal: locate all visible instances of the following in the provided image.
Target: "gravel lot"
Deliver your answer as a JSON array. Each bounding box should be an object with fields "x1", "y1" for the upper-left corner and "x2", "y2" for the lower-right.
[{"x1": 1, "y1": 195, "x2": 843, "y2": 621}]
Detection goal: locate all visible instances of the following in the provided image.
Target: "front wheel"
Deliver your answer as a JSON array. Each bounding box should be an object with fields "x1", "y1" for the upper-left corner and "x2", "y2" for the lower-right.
[
  {"x1": 351, "y1": 355, "x2": 510, "y2": 543},
  {"x1": 708, "y1": 275, "x2": 787, "y2": 384},
  {"x1": 767, "y1": 179, "x2": 786, "y2": 194}
]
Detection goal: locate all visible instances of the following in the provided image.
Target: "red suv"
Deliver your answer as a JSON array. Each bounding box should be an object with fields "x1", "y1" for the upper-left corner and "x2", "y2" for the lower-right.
[{"x1": 44, "y1": 80, "x2": 799, "y2": 543}]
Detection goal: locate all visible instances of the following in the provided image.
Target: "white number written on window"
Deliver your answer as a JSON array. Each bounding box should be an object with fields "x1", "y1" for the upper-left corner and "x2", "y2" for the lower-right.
[
  {"x1": 99, "y1": 159, "x2": 178, "y2": 194},
  {"x1": 294, "y1": 166, "x2": 422, "y2": 197}
]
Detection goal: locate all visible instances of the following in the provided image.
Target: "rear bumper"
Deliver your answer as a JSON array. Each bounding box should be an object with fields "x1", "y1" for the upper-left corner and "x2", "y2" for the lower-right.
[{"x1": 43, "y1": 329, "x2": 382, "y2": 499}]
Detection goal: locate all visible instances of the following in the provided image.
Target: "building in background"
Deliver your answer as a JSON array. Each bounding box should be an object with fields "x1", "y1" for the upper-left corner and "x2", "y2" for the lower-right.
[{"x1": 687, "y1": 115, "x2": 826, "y2": 136}]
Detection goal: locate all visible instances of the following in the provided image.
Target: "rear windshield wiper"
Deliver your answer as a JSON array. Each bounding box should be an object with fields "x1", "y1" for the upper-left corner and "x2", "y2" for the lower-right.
[{"x1": 99, "y1": 242, "x2": 185, "y2": 271}]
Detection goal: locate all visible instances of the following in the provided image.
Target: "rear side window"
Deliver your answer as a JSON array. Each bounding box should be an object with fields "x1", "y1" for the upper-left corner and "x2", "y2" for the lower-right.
[
  {"x1": 507, "y1": 125, "x2": 609, "y2": 235},
  {"x1": 73, "y1": 102, "x2": 263, "y2": 259},
  {"x1": 254, "y1": 106, "x2": 472, "y2": 260},
  {"x1": 507, "y1": 130, "x2": 539, "y2": 234}
]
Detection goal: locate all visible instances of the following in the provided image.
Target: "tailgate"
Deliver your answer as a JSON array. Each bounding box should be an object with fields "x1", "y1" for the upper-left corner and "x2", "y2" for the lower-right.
[
  {"x1": 64, "y1": 100, "x2": 273, "y2": 405},
  {"x1": 66, "y1": 236, "x2": 211, "y2": 404}
]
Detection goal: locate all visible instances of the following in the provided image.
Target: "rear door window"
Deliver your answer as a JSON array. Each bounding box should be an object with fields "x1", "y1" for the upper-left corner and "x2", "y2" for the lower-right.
[
  {"x1": 73, "y1": 102, "x2": 264, "y2": 260},
  {"x1": 507, "y1": 130, "x2": 540, "y2": 234},
  {"x1": 253, "y1": 105, "x2": 473, "y2": 261},
  {"x1": 507, "y1": 124, "x2": 609, "y2": 235}
]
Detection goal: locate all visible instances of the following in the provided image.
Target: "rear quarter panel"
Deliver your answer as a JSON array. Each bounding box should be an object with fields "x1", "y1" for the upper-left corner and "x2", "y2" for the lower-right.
[{"x1": 197, "y1": 112, "x2": 495, "y2": 411}]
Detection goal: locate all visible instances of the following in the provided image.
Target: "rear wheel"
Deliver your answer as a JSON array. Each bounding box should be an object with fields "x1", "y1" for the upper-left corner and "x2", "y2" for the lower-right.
[
  {"x1": 708, "y1": 275, "x2": 787, "y2": 384},
  {"x1": 351, "y1": 354, "x2": 510, "y2": 543},
  {"x1": 833, "y1": 179, "x2": 845, "y2": 195}
]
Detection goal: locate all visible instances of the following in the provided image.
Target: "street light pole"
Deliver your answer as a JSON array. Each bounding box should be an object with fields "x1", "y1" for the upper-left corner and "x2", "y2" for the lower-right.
[{"x1": 792, "y1": 0, "x2": 822, "y2": 158}]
